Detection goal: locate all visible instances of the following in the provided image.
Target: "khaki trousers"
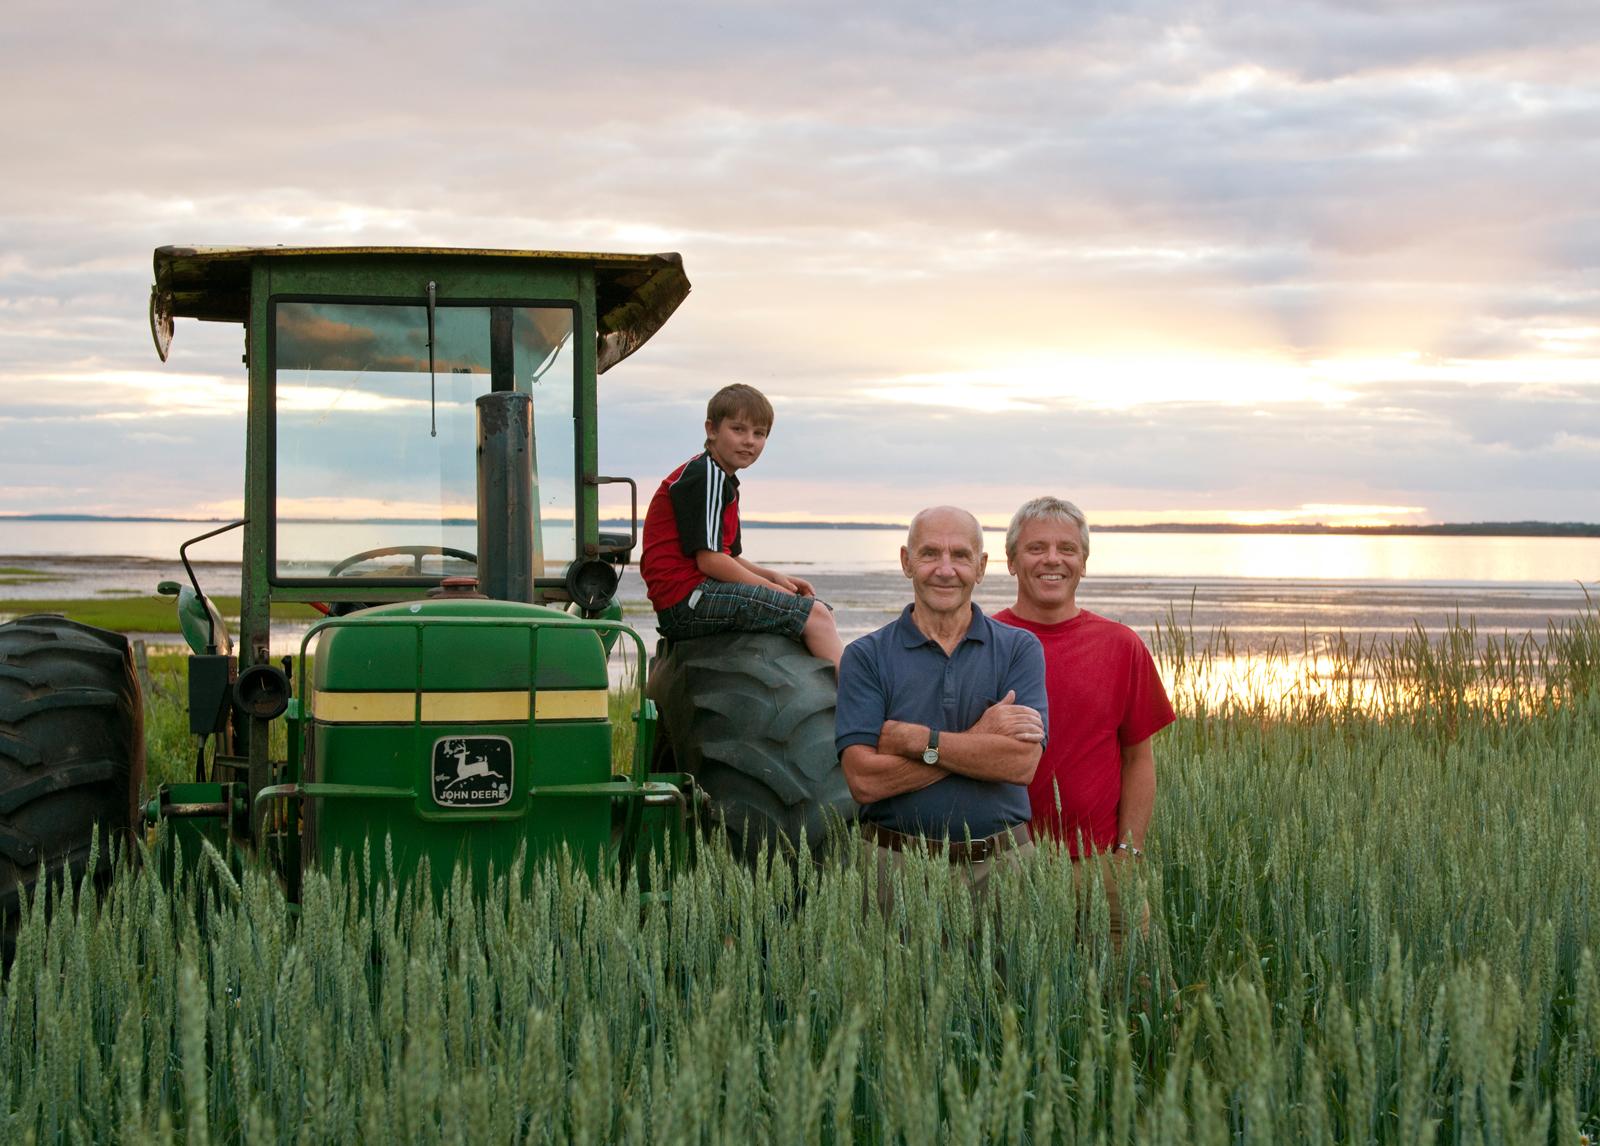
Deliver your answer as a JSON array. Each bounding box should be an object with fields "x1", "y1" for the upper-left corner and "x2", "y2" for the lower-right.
[
  {"x1": 1072, "y1": 853, "x2": 1152, "y2": 953},
  {"x1": 863, "y1": 837, "x2": 1036, "y2": 916}
]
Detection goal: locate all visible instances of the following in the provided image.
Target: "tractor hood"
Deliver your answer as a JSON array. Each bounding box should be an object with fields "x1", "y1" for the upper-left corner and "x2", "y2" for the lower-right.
[{"x1": 149, "y1": 245, "x2": 690, "y2": 373}]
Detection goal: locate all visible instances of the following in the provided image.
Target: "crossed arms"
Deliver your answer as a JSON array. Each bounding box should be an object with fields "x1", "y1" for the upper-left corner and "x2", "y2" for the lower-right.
[{"x1": 840, "y1": 690, "x2": 1044, "y2": 805}]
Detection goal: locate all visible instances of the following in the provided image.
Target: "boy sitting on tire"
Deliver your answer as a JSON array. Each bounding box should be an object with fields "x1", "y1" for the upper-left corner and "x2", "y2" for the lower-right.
[{"x1": 639, "y1": 384, "x2": 844, "y2": 670}]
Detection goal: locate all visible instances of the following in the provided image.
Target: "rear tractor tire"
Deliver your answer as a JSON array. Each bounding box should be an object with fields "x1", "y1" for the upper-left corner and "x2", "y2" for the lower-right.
[
  {"x1": 647, "y1": 632, "x2": 855, "y2": 862},
  {"x1": 0, "y1": 615, "x2": 146, "y2": 924}
]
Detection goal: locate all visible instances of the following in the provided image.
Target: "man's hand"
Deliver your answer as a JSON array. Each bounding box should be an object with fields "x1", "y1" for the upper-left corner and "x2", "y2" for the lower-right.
[
  {"x1": 971, "y1": 690, "x2": 1045, "y2": 743},
  {"x1": 840, "y1": 744, "x2": 946, "y2": 804},
  {"x1": 868, "y1": 700, "x2": 1042, "y2": 788},
  {"x1": 876, "y1": 719, "x2": 930, "y2": 760}
]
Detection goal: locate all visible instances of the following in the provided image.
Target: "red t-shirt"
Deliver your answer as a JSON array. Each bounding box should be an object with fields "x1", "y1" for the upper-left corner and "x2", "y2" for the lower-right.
[
  {"x1": 993, "y1": 608, "x2": 1175, "y2": 856},
  {"x1": 639, "y1": 452, "x2": 743, "y2": 611}
]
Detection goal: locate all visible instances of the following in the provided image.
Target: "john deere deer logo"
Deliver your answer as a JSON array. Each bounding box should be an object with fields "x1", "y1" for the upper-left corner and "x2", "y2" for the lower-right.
[
  {"x1": 442, "y1": 741, "x2": 503, "y2": 787},
  {"x1": 431, "y1": 736, "x2": 513, "y2": 808}
]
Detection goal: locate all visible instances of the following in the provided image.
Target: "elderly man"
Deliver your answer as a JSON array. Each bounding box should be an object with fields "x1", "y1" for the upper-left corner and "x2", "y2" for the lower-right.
[
  {"x1": 993, "y1": 496, "x2": 1175, "y2": 946},
  {"x1": 835, "y1": 506, "x2": 1048, "y2": 904}
]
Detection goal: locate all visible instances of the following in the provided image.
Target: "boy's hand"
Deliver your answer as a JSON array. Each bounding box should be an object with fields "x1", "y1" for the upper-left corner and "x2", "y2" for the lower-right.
[{"x1": 788, "y1": 575, "x2": 816, "y2": 597}]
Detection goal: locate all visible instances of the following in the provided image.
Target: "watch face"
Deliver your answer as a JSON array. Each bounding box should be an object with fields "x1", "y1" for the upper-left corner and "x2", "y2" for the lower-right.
[{"x1": 922, "y1": 748, "x2": 938, "y2": 764}]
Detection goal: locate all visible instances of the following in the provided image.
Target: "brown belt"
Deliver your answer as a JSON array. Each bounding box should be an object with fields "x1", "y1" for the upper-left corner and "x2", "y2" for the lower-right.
[{"x1": 861, "y1": 821, "x2": 1030, "y2": 863}]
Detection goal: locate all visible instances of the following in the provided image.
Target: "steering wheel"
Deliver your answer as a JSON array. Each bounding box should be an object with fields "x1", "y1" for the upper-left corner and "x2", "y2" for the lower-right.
[{"x1": 326, "y1": 545, "x2": 478, "y2": 577}]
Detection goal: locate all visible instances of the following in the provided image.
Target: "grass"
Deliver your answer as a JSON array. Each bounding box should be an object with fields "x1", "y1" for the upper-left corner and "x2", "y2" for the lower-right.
[
  {"x1": 3, "y1": 610, "x2": 1599, "y2": 1142},
  {"x1": 0, "y1": 596, "x2": 322, "y2": 634}
]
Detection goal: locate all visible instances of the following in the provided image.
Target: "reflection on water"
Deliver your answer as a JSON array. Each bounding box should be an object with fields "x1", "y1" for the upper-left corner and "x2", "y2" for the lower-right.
[
  {"x1": 1155, "y1": 632, "x2": 1364, "y2": 713},
  {"x1": 1157, "y1": 645, "x2": 1402, "y2": 714},
  {"x1": 744, "y1": 528, "x2": 1600, "y2": 584},
  {"x1": 139, "y1": 611, "x2": 1596, "y2": 720},
  {"x1": 751, "y1": 570, "x2": 1598, "y2": 663},
  {"x1": 1150, "y1": 611, "x2": 1600, "y2": 717},
  {"x1": 4, "y1": 526, "x2": 1596, "y2": 717},
  {"x1": 5, "y1": 520, "x2": 1600, "y2": 584},
  {"x1": 1086, "y1": 531, "x2": 1600, "y2": 584}
]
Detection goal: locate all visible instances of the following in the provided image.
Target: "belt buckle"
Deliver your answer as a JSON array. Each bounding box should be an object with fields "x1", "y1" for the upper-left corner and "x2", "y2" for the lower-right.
[{"x1": 965, "y1": 837, "x2": 992, "y2": 863}]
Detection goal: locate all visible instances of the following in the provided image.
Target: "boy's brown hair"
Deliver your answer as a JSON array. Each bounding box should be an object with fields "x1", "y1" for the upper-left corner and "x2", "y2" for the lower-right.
[{"x1": 706, "y1": 384, "x2": 774, "y2": 430}]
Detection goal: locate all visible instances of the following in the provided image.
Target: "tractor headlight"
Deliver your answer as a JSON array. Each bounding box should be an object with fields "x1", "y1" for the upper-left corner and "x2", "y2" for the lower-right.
[
  {"x1": 564, "y1": 557, "x2": 620, "y2": 613},
  {"x1": 234, "y1": 663, "x2": 291, "y2": 721}
]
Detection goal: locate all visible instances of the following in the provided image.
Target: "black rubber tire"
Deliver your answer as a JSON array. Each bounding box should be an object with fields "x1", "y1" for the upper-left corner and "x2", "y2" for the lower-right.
[
  {"x1": 647, "y1": 632, "x2": 855, "y2": 861},
  {"x1": 0, "y1": 615, "x2": 145, "y2": 922}
]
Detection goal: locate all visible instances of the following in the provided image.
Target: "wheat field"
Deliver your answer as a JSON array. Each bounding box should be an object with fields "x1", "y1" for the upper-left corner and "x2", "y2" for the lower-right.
[{"x1": 2, "y1": 610, "x2": 1597, "y2": 1143}]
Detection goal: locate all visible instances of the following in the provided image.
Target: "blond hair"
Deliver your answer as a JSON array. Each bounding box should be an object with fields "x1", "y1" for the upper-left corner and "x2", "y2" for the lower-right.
[{"x1": 1005, "y1": 496, "x2": 1090, "y2": 561}]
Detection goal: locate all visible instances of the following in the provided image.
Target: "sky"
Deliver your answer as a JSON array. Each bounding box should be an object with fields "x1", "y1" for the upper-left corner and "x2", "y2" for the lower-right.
[{"x1": 2, "y1": 0, "x2": 1598, "y2": 528}]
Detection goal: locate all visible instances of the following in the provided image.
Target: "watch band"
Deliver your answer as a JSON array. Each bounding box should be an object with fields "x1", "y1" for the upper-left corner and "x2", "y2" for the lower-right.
[{"x1": 921, "y1": 727, "x2": 940, "y2": 765}]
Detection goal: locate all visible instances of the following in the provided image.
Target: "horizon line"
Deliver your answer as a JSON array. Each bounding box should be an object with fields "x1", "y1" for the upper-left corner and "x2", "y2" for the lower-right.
[{"x1": 3, "y1": 513, "x2": 1599, "y2": 538}]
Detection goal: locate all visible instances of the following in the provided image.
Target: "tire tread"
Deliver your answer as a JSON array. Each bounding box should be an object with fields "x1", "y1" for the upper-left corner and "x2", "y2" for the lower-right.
[
  {"x1": 0, "y1": 615, "x2": 144, "y2": 926},
  {"x1": 648, "y1": 632, "x2": 854, "y2": 859}
]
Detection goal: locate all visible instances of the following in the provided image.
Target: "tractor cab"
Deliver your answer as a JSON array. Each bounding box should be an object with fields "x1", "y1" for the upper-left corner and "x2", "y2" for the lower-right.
[
  {"x1": 151, "y1": 245, "x2": 688, "y2": 621},
  {"x1": 141, "y1": 246, "x2": 695, "y2": 897}
]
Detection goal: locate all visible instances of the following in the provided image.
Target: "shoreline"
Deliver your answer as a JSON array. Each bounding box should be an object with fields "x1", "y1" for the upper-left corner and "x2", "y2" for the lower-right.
[
  {"x1": 5, "y1": 515, "x2": 1600, "y2": 538},
  {"x1": 4, "y1": 554, "x2": 1595, "y2": 660}
]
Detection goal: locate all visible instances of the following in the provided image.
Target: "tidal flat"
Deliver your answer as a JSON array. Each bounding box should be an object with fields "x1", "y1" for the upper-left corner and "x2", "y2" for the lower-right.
[{"x1": 3, "y1": 552, "x2": 1596, "y2": 656}]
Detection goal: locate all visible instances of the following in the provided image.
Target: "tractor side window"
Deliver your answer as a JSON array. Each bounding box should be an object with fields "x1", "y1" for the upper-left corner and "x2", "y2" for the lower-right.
[
  {"x1": 272, "y1": 300, "x2": 576, "y2": 582},
  {"x1": 515, "y1": 306, "x2": 577, "y2": 572}
]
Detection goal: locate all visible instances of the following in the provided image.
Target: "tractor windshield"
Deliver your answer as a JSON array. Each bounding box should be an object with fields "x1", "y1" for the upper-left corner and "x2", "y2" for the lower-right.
[{"x1": 271, "y1": 300, "x2": 577, "y2": 582}]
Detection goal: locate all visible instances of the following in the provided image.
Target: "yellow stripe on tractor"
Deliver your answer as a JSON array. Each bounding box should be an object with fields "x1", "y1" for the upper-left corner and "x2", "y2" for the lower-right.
[{"x1": 314, "y1": 689, "x2": 609, "y2": 724}]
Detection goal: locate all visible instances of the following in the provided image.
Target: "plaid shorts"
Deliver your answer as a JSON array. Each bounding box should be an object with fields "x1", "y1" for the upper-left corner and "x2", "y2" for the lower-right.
[{"x1": 656, "y1": 579, "x2": 816, "y2": 641}]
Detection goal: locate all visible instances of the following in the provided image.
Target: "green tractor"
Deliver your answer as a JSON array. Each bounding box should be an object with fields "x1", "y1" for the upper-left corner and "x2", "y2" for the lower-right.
[{"x1": 0, "y1": 245, "x2": 850, "y2": 914}]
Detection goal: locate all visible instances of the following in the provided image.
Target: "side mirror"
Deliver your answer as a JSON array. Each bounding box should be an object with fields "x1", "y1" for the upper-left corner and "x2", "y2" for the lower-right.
[{"x1": 158, "y1": 580, "x2": 233, "y2": 656}]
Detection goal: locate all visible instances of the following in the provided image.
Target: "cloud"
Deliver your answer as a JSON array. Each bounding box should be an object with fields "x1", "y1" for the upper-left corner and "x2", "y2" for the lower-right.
[
  {"x1": 2, "y1": 1, "x2": 1599, "y2": 527},
  {"x1": 593, "y1": 374, "x2": 1600, "y2": 523}
]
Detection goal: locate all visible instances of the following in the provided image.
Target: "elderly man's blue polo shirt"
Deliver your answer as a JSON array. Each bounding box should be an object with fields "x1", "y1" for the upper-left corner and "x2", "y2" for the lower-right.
[{"x1": 835, "y1": 602, "x2": 1047, "y2": 839}]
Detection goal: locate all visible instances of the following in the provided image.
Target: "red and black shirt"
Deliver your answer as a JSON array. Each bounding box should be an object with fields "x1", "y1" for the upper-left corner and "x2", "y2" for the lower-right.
[{"x1": 640, "y1": 452, "x2": 742, "y2": 611}]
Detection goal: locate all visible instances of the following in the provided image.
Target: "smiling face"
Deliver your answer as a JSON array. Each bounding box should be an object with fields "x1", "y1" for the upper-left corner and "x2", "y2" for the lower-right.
[
  {"x1": 1006, "y1": 516, "x2": 1088, "y2": 622},
  {"x1": 704, "y1": 413, "x2": 769, "y2": 473},
  {"x1": 901, "y1": 507, "x2": 987, "y2": 621}
]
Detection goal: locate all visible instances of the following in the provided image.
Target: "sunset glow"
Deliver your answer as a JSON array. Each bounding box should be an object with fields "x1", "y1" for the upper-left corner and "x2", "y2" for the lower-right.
[{"x1": 2, "y1": 4, "x2": 1597, "y2": 528}]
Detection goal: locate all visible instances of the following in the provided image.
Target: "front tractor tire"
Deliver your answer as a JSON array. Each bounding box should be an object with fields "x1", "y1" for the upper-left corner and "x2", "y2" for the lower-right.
[
  {"x1": 648, "y1": 632, "x2": 855, "y2": 862},
  {"x1": 0, "y1": 615, "x2": 145, "y2": 924}
]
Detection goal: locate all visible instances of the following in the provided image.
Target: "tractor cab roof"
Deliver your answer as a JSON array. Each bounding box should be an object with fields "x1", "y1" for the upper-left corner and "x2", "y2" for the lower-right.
[{"x1": 150, "y1": 244, "x2": 690, "y2": 373}]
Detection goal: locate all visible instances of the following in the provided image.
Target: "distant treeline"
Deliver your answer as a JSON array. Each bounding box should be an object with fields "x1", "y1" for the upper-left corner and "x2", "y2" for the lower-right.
[
  {"x1": 3, "y1": 514, "x2": 1598, "y2": 537},
  {"x1": 1095, "y1": 521, "x2": 1600, "y2": 538}
]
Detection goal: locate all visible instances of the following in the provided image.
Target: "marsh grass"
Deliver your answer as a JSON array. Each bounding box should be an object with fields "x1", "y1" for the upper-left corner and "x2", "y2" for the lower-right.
[
  {"x1": 0, "y1": 598, "x2": 322, "y2": 634},
  {"x1": 3, "y1": 611, "x2": 1598, "y2": 1142}
]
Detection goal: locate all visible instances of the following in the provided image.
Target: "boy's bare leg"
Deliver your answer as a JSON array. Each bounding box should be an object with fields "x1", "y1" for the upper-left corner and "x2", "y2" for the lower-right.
[{"x1": 802, "y1": 601, "x2": 844, "y2": 671}]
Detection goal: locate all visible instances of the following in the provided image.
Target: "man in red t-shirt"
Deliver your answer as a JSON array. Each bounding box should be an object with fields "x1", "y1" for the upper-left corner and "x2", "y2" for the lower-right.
[{"x1": 994, "y1": 496, "x2": 1174, "y2": 947}]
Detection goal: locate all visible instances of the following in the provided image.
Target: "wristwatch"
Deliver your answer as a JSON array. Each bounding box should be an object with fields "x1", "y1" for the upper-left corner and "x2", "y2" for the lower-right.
[
  {"x1": 921, "y1": 728, "x2": 940, "y2": 765},
  {"x1": 1115, "y1": 842, "x2": 1143, "y2": 858}
]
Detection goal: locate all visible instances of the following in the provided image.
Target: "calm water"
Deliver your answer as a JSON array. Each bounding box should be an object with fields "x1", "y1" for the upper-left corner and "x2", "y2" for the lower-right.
[
  {"x1": 4, "y1": 519, "x2": 1599, "y2": 584},
  {"x1": 3, "y1": 520, "x2": 1596, "y2": 668}
]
